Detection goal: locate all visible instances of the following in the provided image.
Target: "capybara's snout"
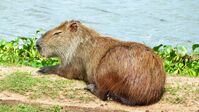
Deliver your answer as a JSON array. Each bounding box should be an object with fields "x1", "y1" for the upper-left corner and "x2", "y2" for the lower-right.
[{"x1": 36, "y1": 41, "x2": 41, "y2": 52}]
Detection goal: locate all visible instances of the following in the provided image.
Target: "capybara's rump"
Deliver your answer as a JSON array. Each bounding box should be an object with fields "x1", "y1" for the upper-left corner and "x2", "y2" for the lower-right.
[{"x1": 95, "y1": 45, "x2": 165, "y2": 105}]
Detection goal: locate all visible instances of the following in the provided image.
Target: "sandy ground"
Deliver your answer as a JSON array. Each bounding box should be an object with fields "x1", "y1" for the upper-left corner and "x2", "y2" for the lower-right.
[{"x1": 0, "y1": 66, "x2": 199, "y2": 112}]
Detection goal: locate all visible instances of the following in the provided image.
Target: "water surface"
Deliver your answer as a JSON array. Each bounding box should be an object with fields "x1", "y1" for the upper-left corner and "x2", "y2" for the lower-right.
[{"x1": 0, "y1": 0, "x2": 199, "y2": 46}]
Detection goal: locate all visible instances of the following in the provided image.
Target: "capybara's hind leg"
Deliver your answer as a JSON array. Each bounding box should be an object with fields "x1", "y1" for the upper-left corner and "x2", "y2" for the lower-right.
[
  {"x1": 85, "y1": 84, "x2": 108, "y2": 101},
  {"x1": 109, "y1": 93, "x2": 136, "y2": 105}
]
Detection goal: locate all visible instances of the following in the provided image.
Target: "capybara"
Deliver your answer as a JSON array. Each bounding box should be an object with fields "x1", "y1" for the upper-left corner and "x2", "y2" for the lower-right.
[{"x1": 36, "y1": 20, "x2": 166, "y2": 105}]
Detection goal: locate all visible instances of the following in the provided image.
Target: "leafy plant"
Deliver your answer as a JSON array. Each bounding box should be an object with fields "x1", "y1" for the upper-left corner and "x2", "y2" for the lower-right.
[
  {"x1": 0, "y1": 31, "x2": 198, "y2": 77},
  {"x1": 192, "y1": 44, "x2": 199, "y2": 55},
  {"x1": 0, "y1": 31, "x2": 58, "y2": 67},
  {"x1": 153, "y1": 44, "x2": 199, "y2": 77}
]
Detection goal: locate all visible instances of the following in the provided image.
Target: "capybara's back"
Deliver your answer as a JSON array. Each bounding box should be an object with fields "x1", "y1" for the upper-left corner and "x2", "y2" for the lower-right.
[{"x1": 95, "y1": 43, "x2": 166, "y2": 105}]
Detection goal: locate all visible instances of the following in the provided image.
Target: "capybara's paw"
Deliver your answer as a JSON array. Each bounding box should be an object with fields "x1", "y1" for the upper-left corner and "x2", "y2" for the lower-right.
[
  {"x1": 37, "y1": 66, "x2": 51, "y2": 74},
  {"x1": 85, "y1": 84, "x2": 96, "y2": 93}
]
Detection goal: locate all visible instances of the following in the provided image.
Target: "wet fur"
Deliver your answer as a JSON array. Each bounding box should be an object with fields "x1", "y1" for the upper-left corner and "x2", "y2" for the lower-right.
[{"x1": 36, "y1": 20, "x2": 166, "y2": 105}]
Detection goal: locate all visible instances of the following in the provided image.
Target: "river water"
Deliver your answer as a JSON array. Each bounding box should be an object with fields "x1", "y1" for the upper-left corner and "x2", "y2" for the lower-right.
[{"x1": 0, "y1": 0, "x2": 199, "y2": 46}]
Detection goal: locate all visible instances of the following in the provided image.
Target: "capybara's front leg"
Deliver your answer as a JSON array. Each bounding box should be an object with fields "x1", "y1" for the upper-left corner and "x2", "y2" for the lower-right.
[
  {"x1": 85, "y1": 84, "x2": 108, "y2": 101},
  {"x1": 38, "y1": 65, "x2": 59, "y2": 74}
]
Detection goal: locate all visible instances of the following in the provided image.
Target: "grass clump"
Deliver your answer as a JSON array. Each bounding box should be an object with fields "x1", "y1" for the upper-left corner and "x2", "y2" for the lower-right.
[
  {"x1": 0, "y1": 72, "x2": 74, "y2": 99},
  {"x1": 0, "y1": 72, "x2": 40, "y2": 94},
  {"x1": 163, "y1": 84, "x2": 199, "y2": 104},
  {"x1": 29, "y1": 77, "x2": 74, "y2": 99},
  {"x1": 0, "y1": 72, "x2": 94, "y2": 102}
]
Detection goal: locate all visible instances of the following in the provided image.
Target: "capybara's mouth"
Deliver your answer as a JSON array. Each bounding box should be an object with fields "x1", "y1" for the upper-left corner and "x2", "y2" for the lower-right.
[{"x1": 38, "y1": 50, "x2": 46, "y2": 57}]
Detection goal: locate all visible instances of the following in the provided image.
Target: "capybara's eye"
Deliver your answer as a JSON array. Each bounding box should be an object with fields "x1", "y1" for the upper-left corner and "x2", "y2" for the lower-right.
[{"x1": 53, "y1": 31, "x2": 62, "y2": 36}]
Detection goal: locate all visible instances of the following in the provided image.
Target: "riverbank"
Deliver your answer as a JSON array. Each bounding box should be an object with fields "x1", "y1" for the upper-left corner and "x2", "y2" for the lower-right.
[{"x1": 0, "y1": 66, "x2": 198, "y2": 112}]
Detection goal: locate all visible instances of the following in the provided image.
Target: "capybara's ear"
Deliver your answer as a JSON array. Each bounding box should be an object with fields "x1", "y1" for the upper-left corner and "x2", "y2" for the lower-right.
[{"x1": 67, "y1": 20, "x2": 80, "y2": 32}]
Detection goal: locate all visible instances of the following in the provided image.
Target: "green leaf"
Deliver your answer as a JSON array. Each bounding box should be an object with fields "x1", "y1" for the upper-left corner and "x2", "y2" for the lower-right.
[
  {"x1": 153, "y1": 44, "x2": 163, "y2": 52},
  {"x1": 192, "y1": 44, "x2": 199, "y2": 51},
  {"x1": 176, "y1": 45, "x2": 188, "y2": 57}
]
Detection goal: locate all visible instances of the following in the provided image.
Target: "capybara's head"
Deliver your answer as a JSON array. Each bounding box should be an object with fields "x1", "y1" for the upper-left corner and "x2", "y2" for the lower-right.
[{"x1": 36, "y1": 20, "x2": 83, "y2": 58}]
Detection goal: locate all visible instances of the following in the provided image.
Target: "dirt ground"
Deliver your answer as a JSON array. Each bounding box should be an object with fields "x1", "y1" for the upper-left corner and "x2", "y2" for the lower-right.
[{"x1": 0, "y1": 66, "x2": 198, "y2": 112}]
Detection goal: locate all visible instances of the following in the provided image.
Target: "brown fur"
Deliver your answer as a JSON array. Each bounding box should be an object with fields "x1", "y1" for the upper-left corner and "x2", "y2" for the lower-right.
[{"x1": 36, "y1": 20, "x2": 166, "y2": 105}]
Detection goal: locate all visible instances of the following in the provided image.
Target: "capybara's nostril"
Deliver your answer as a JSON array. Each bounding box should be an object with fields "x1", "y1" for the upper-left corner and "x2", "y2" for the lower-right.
[{"x1": 36, "y1": 43, "x2": 41, "y2": 51}]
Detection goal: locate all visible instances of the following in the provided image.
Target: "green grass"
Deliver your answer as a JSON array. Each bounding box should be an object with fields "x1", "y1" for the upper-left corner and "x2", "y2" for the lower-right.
[
  {"x1": 0, "y1": 72, "x2": 73, "y2": 99},
  {"x1": 0, "y1": 72, "x2": 94, "y2": 102},
  {"x1": 0, "y1": 72, "x2": 40, "y2": 94},
  {"x1": 0, "y1": 72, "x2": 198, "y2": 105},
  {"x1": 0, "y1": 104, "x2": 61, "y2": 112}
]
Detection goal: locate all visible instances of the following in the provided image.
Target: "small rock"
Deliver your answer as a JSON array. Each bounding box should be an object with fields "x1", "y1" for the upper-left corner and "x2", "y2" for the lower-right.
[{"x1": 100, "y1": 104, "x2": 104, "y2": 106}]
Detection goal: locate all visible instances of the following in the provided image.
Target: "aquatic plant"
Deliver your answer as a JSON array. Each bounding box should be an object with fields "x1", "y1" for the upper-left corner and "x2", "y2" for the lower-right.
[
  {"x1": 0, "y1": 31, "x2": 198, "y2": 76},
  {"x1": 0, "y1": 31, "x2": 58, "y2": 67},
  {"x1": 153, "y1": 44, "x2": 199, "y2": 76}
]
